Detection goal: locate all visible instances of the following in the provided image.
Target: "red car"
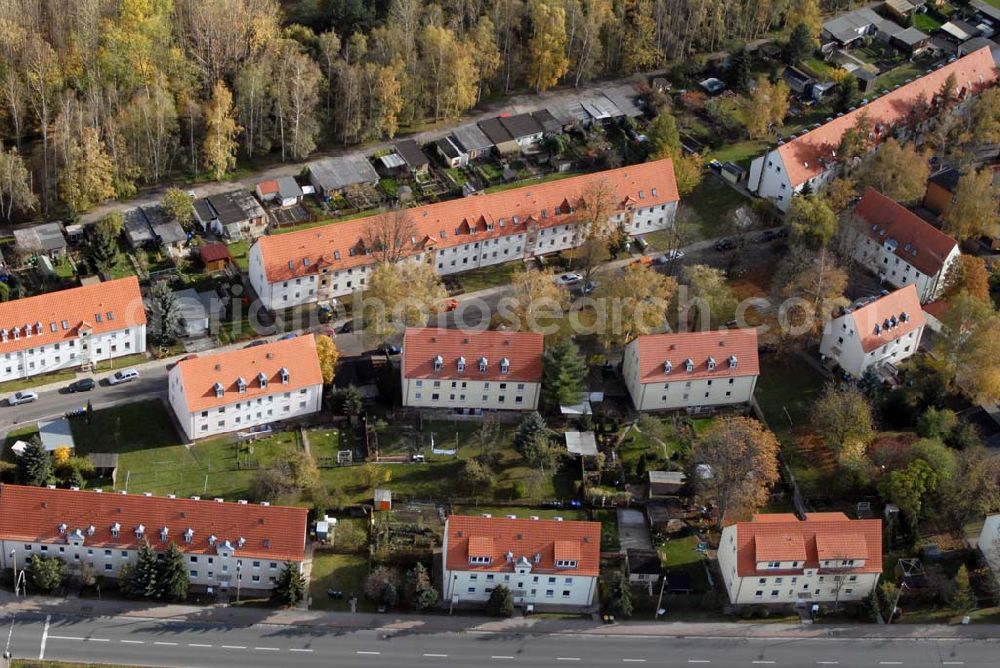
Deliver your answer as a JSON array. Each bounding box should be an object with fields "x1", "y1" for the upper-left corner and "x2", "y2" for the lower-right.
[{"x1": 442, "y1": 298, "x2": 459, "y2": 312}]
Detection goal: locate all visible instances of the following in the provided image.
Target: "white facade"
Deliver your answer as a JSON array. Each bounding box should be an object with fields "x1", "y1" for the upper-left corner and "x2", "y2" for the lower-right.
[
  {"x1": 0, "y1": 324, "x2": 145, "y2": 383},
  {"x1": 168, "y1": 366, "x2": 323, "y2": 441},
  {"x1": 0, "y1": 537, "x2": 296, "y2": 592},
  {"x1": 819, "y1": 311, "x2": 923, "y2": 377},
  {"x1": 853, "y1": 234, "x2": 959, "y2": 304},
  {"x1": 442, "y1": 556, "x2": 598, "y2": 608},
  {"x1": 977, "y1": 514, "x2": 1000, "y2": 589},
  {"x1": 747, "y1": 150, "x2": 836, "y2": 212},
  {"x1": 400, "y1": 376, "x2": 540, "y2": 411},
  {"x1": 718, "y1": 525, "x2": 881, "y2": 606},
  {"x1": 248, "y1": 201, "x2": 678, "y2": 312}
]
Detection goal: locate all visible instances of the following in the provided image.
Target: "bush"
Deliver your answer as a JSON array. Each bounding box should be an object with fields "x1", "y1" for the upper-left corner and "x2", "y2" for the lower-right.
[{"x1": 510, "y1": 481, "x2": 527, "y2": 499}]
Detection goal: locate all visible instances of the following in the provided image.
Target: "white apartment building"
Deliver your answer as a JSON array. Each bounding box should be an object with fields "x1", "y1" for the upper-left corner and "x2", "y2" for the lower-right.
[
  {"x1": 622, "y1": 328, "x2": 760, "y2": 412},
  {"x1": 718, "y1": 513, "x2": 882, "y2": 607},
  {"x1": 0, "y1": 484, "x2": 307, "y2": 594},
  {"x1": 851, "y1": 188, "x2": 959, "y2": 304},
  {"x1": 248, "y1": 160, "x2": 680, "y2": 311},
  {"x1": 442, "y1": 515, "x2": 600, "y2": 611},
  {"x1": 401, "y1": 328, "x2": 543, "y2": 411},
  {"x1": 746, "y1": 47, "x2": 996, "y2": 211},
  {"x1": 168, "y1": 335, "x2": 323, "y2": 440},
  {"x1": 819, "y1": 284, "x2": 925, "y2": 378},
  {"x1": 0, "y1": 277, "x2": 146, "y2": 383}
]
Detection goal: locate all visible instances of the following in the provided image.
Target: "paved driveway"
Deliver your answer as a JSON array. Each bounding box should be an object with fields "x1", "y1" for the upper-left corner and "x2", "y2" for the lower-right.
[{"x1": 617, "y1": 508, "x2": 653, "y2": 551}]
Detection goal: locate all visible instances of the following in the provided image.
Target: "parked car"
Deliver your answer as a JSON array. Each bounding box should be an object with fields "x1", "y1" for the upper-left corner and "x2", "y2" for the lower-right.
[
  {"x1": 243, "y1": 339, "x2": 268, "y2": 349},
  {"x1": 629, "y1": 255, "x2": 653, "y2": 267},
  {"x1": 556, "y1": 272, "x2": 583, "y2": 285},
  {"x1": 338, "y1": 320, "x2": 355, "y2": 333},
  {"x1": 708, "y1": 159, "x2": 722, "y2": 170},
  {"x1": 67, "y1": 378, "x2": 96, "y2": 393},
  {"x1": 715, "y1": 238, "x2": 737, "y2": 251},
  {"x1": 442, "y1": 298, "x2": 459, "y2": 312},
  {"x1": 375, "y1": 343, "x2": 401, "y2": 355},
  {"x1": 633, "y1": 236, "x2": 649, "y2": 252},
  {"x1": 107, "y1": 368, "x2": 139, "y2": 385},
  {"x1": 578, "y1": 280, "x2": 598, "y2": 295},
  {"x1": 7, "y1": 390, "x2": 38, "y2": 406},
  {"x1": 655, "y1": 249, "x2": 685, "y2": 264},
  {"x1": 277, "y1": 332, "x2": 298, "y2": 341}
]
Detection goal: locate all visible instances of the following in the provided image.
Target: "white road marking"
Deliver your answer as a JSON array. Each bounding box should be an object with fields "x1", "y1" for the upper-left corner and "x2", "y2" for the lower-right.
[
  {"x1": 357, "y1": 651, "x2": 382, "y2": 655},
  {"x1": 424, "y1": 653, "x2": 449, "y2": 657},
  {"x1": 879, "y1": 663, "x2": 903, "y2": 666},
  {"x1": 121, "y1": 640, "x2": 145, "y2": 645},
  {"x1": 557, "y1": 659, "x2": 581, "y2": 662},
  {"x1": 752, "y1": 662, "x2": 775, "y2": 665},
  {"x1": 623, "y1": 660, "x2": 647, "y2": 663},
  {"x1": 154, "y1": 641, "x2": 178, "y2": 646},
  {"x1": 39, "y1": 614, "x2": 50, "y2": 660},
  {"x1": 222, "y1": 645, "x2": 247, "y2": 649},
  {"x1": 942, "y1": 663, "x2": 964, "y2": 666},
  {"x1": 289, "y1": 649, "x2": 314, "y2": 653},
  {"x1": 86, "y1": 638, "x2": 111, "y2": 642},
  {"x1": 255, "y1": 647, "x2": 280, "y2": 651},
  {"x1": 491, "y1": 656, "x2": 515, "y2": 660},
  {"x1": 816, "y1": 663, "x2": 838, "y2": 665},
  {"x1": 47, "y1": 636, "x2": 84, "y2": 641},
  {"x1": 688, "y1": 662, "x2": 712, "y2": 665},
  {"x1": 188, "y1": 643, "x2": 213, "y2": 648}
]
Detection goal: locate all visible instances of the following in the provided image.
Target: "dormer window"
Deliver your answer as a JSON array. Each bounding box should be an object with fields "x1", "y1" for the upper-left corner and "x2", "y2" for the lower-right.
[
  {"x1": 287, "y1": 260, "x2": 294, "y2": 270},
  {"x1": 184, "y1": 528, "x2": 194, "y2": 544},
  {"x1": 303, "y1": 257, "x2": 310, "y2": 267},
  {"x1": 94, "y1": 313, "x2": 102, "y2": 323},
  {"x1": 500, "y1": 358, "x2": 509, "y2": 375},
  {"x1": 469, "y1": 555, "x2": 491, "y2": 565},
  {"x1": 160, "y1": 527, "x2": 169, "y2": 541},
  {"x1": 50, "y1": 322, "x2": 57, "y2": 333},
  {"x1": 258, "y1": 372, "x2": 268, "y2": 389},
  {"x1": 479, "y1": 356, "x2": 488, "y2": 372},
  {"x1": 58, "y1": 523, "x2": 67, "y2": 534},
  {"x1": 334, "y1": 250, "x2": 341, "y2": 260},
  {"x1": 111, "y1": 522, "x2": 120, "y2": 538},
  {"x1": 214, "y1": 382, "x2": 225, "y2": 398},
  {"x1": 433, "y1": 355, "x2": 444, "y2": 371},
  {"x1": 280, "y1": 367, "x2": 290, "y2": 384},
  {"x1": 61, "y1": 320, "x2": 69, "y2": 330},
  {"x1": 684, "y1": 358, "x2": 694, "y2": 372},
  {"x1": 457, "y1": 356, "x2": 466, "y2": 372},
  {"x1": 900, "y1": 311, "x2": 909, "y2": 322},
  {"x1": 663, "y1": 360, "x2": 672, "y2": 374},
  {"x1": 728, "y1": 355, "x2": 738, "y2": 369},
  {"x1": 237, "y1": 377, "x2": 247, "y2": 394},
  {"x1": 555, "y1": 560, "x2": 578, "y2": 568},
  {"x1": 135, "y1": 524, "x2": 145, "y2": 539},
  {"x1": 513, "y1": 216, "x2": 519, "y2": 224},
  {"x1": 237, "y1": 536, "x2": 246, "y2": 548},
  {"x1": 874, "y1": 324, "x2": 881, "y2": 335},
  {"x1": 208, "y1": 535, "x2": 217, "y2": 546},
  {"x1": 86, "y1": 525, "x2": 95, "y2": 536},
  {"x1": 707, "y1": 356, "x2": 716, "y2": 371}
]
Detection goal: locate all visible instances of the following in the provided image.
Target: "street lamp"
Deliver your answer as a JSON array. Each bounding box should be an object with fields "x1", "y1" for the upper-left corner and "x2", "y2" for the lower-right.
[
  {"x1": 236, "y1": 563, "x2": 242, "y2": 603},
  {"x1": 9, "y1": 550, "x2": 16, "y2": 596}
]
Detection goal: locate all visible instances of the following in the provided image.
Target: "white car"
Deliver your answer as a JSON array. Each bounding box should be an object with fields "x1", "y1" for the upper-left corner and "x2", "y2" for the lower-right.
[
  {"x1": 656, "y1": 249, "x2": 685, "y2": 263},
  {"x1": 107, "y1": 368, "x2": 140, "y2": 385},
  {"x1": 556, "y1": 272, "x2": 584, "y2": 286},
  {"x1": 8, "y1": 390, "x2": 38, "y2": 406}
]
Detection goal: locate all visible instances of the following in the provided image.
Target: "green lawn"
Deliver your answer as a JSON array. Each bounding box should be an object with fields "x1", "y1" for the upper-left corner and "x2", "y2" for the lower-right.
[
  {"x1": 69, "y1": 400, "x2": 306, "y2": 500},
  {"x1": 683, "y1": 175, "x2": 752, "y2": 237},
  {"x1": 107, "y1": 253, "x2": 137, "y2": 279},
  {"x1": 659, "y1": 534, "x2": 710, "y2": 593},
  {"x1": 799, "y1": 57, "x2": 834, "y2": 79},
  {"x1": 307, "y1": 427, "x2": 341, "y2": 464},
  {"x1": 446, "y1": 167, "x2": 468, "y2": 186},
  {"x1": 53, "y1": 257, "x2": 76, "y2": 280},
  {"x1": 876, "y1": 59, "x2": 933, "y2": 91},
  {"x1": 483, "y1": 170, "x2": 581, "y2": 194},
  {"x1": 270, "y1": 207, "x2": 379, "y2": 235},
  {"x1": 226, "y1": 240, "x2": 250, "y2": 272},
  {"x1": 308, "y1": 551, "x2": 374, "y2": 611},
  {"x1": 913, "y1": 13, "x2": 942, "y2": 32},
  {"x1": 707, "y1": 139, "x2": 769, "y2": 171},
  {"x1": 0, "y1": 368, "x2": 78, "y2": 394},
  {"x1": 379, "y1": 177, "x2": 399, "y2": 198},
  {"x1": 455, "y1": 260, "x2": 523, "y2": 293},
  {"x1": 754, "y1": 354, "x2": 826, "y2": 440}
]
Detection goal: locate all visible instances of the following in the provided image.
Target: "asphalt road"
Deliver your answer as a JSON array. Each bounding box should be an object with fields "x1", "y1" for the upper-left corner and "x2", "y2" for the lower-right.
[{"x1": 1, "y1": 613, "x2": 996, "y2": 668}]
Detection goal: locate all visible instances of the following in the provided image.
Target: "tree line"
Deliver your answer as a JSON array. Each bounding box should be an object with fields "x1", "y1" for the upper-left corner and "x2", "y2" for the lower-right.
[{"x1": 0, "y1": 0, "x2": 841, "y2": 221}]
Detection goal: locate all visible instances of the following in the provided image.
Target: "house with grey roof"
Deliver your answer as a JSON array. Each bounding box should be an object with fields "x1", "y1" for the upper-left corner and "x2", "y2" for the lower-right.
[
  {"x1": 123, "y1": 205, "x2": 187, "y2": 256},
  {"x1": 822, "y1": 7, "x2": 884, "y2": 45},
  {"x1": 307, "y1": 153, "x2": 379, "y2": 199},
  {"x1": 14, "y1": 223, "x2": 67, "y2": 260},
  {"x1": 435, "y1": 136, "x2": 468, "y2": 168},
  {"x1": 449, "y1": 124, "x2": 493, "y2": 160},
  {"x1": 393, "y1": 139, "x2": 430, "y2": 174},
  {"x1": 478, "y1": 117, "x2": 519, "y2": 155},
  {"x1": 499, "y1": 113, "x2": 544, "y2": 151},
  {"x1": 193, "y1": 190, "x2": 267, "y2": 240}
]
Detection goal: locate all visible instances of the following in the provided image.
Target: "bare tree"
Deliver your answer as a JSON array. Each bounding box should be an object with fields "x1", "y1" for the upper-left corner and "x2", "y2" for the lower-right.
[
  {"x1": 364, "y1": 206, "x2": 417, "y2": 264},
  {"x1": 572, "y1": 179, "x2": 616, "y2": 284}
]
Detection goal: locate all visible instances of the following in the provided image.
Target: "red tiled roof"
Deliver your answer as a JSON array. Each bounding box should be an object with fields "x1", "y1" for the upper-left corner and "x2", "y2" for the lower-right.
[
  {"x1": 199, "y1": 243, "x2": 232, "y2": 263},
  {"x1": 0, "y1": 277, "x2": 145, "y2": 356},
  {"x1": 402, "y1": 327, "x2": 543, "y2": 383},
  {"x1": 0, "y1": 484, "x2": 307, "y2": 562},
  {"x1": 174, "y1": 334, "x2": 323, "y2": 413},
  {"x1": 854, "y1": 188, "x2": 958, "y2": 277},
  {"x1": 777, "y1": 48, "x2": 997, "y2": 187},
  {"x1": 257, "y1": 179, "x2": 279, "y2": 194},
  {"x1": 922, "y1": 299, "x2": 950, "y2": 320},
  {"x1": 257, "y1": 160, "x2": 679, "y2": 283},
  {"x1": 446, "y1": 515, "x2": 600, "y2": 577},
  {"x1": 632, "y1": 328, "x2": 759, "y2": 383},
  {"x1": 847, "y1": 285, "x2": 925, "y2": 353},
  {"x1": 733, "y1": 513, "x2": 882, "y2": 577}
]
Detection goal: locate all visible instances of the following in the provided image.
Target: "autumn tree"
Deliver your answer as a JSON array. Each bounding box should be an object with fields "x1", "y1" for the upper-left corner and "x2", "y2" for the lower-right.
[
  {"x1": 969, "y1": 87, "x2": 1000, "y2": 144},
  {"x1": 646, "y1": 109, "x2": 702, "y2": 195},
  {"x1": 419, "y1": 25, "x2": 477, "y2": 120},
  {"x1": 162, "y1": 188, "x2": 195, "y2": 229},
  {"x1": 364, "y1": 207, "x2": 416, "y2": 264},
  {"x1": 837, "y1": 111, "x2": 872, "y2": 166},
  {"x1": 0, "y1": 147, "x2": 36, "y2": 219},
  {"x1": 203, "y1": 81, "x2": 241, "y2": 180},
  {"x1": 501, "y1": 268, "x2": 570, "y2": 333},
  {"x1": 403, "y1": 562, "x2": 438, "y2": 610},
  {"x1": 29, "y1": 554, "x2": 65, "y2": 592},
  {"x1": 691, "y1": 417, "x2": 780, "y2": 526},
  {"x1": 942, "y1": 169, "x2": 1000, "y2": 240},
  {"x1": 786, "y1": 0, "x2": 822, "y2": 39},
  {"x1": 834, "y1": 74, "x2": 860, "y2": 114},
  {"x1": 273, "y1": 41, "x2": 323, "y2": 160},
  {"x1": 566, "y1": 0, "x2": 613, "y2": 86},
  {"x1": 315, "y1": 334, "x2": 340, "y2": 385},
  {"x1": 621, "y1": 0, "x2": 658, "y2": 72},
  {"x1": 526, "y1": 0, "x2": 570, "y2": 91},
  {"x1": 469, "y1": 16, "x2": 502, "y2": 100},
  {"x1": 811, "y1": 383, "x2": 875, "y2": 460},
  {"x1": 680, "y1": 264, "x2": 738, "y2": 328},
  {"x1": 857, "y1": 138, "x2": 929, "y2": 203},
  {"x1": 942, "y1": 255, "x2": 991, "y2": 303},
  {"x1": 933, "y1": 292, "x2": 1000, "y2": 403},
  {"x1": 59, "y1": 127, "x2": 116, "y2": 212},
  {"x1": 785, "y1": 23, "x2": 816, "y2": 66},
  {"x1": 595, "y1": 263, "x2": 678, "y2": 350},
  {"x1": 362, "y1": 261, "x2": 448, "y2": 343},
  {"x1": 788, "y1": 195, "x2": 838, "y2": 250},
  {"x1": 743, "y1": 77, "x2": 790, "y2": 140},
  {"x1": 772, "y1": 246, "x2": 850, "y2": 342},
  {"x1": 573, "y1": 180, "x2": 617, "y2": 284},
  {"x1": 878, "y1": 459, "x2": 938, "y2": 526}
]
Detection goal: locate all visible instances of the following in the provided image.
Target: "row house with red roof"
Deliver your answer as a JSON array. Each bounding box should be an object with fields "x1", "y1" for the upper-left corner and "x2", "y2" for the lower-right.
[
  {"x1": 819, "y1": 284, "x2": 926, "y2": 377},
  {"x1": 247, "y1": 160, "x2": 679, "y2": 311},
  {"x1": 168, "y1": 335, "x2": 324, "y2": 440},
  {"x1": 443, "y1": 514, "x2": 601, "y2": 610},
  {"x1": 747, "y1": 47, "x2": 997, "y2": 211},
  {"x1": 622, "y1": 329, "x2": 760, "y2": 412},
  {"x1": 718, "y1": 513, "x2": 882, "y2": 606},
  {"x1": 850, "y1": 188, "x2": 960, "y2": 304},
  {"x1": 0, "y1": 484, "x2": 307, "y2": 594},
  {"x1": 401, "y1": 328, "x2": 543, "y2": 411},
  {"x1": 0, "y1": 277, "x2": 146, "y2": 383}
]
